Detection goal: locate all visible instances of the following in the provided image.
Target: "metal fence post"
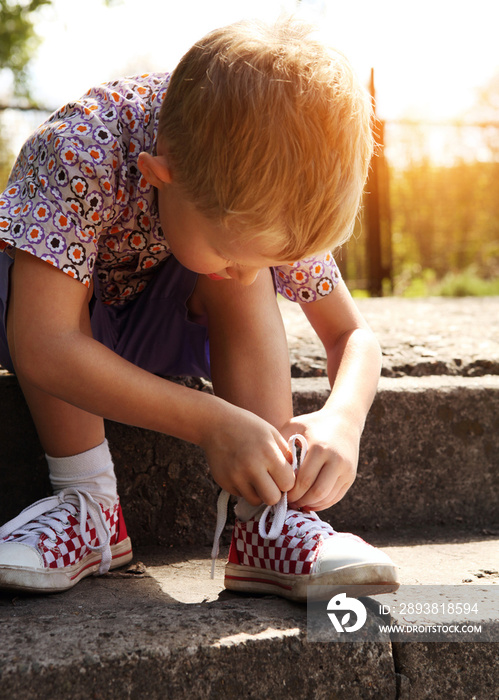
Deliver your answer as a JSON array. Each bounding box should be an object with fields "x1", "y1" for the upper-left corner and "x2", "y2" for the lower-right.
[{"x1": 366, "y1": 68, "x2": 384, "y2": 296}]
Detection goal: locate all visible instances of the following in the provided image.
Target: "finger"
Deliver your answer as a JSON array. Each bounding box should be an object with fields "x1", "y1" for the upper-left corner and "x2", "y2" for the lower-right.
[
  {"x1": 328, "y1": 481, "x2": 352, "y2": 507},
  {"x1": 269, "y1": 432, "x2": 295, "y2": 492},
  {"x1": 286, "y1": 447, "x2": 324, "y2": 503},
  {"x1": 238, "y1": 482, "x2": 263, "y2": 507},
  {"x1": 251, "y1": 472, "x2": 283, "y2": 506},
  {"x1": 289, "y1": 462, "x2": 337, "y2": 510},
  {"x1": 272, "y1": 427, "x2": 294, "y2": 465},
  {"x1": 299, "y1": 477, "x2": 352, "y2": 512}
]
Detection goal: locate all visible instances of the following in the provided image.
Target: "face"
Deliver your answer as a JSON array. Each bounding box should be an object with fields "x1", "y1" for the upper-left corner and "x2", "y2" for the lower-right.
[{"x1": 157, "y1": 183, "x2": 289, "y2": 286}]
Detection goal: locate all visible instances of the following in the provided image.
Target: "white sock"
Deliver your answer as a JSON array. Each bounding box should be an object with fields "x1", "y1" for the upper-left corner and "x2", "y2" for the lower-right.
[
  {"x1": 234, "y1": 497, "x2": 266, "y2": 522},
  {"x1": 47, "y1": 439, "x2": 117, "y2": 509}
]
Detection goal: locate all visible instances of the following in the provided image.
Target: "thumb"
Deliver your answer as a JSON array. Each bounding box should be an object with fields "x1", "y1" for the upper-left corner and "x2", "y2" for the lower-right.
[
  {"x1": 273, "y1": 426, "x2": 293, "y2": 464},
  {"x1": 271, "y1": 428, "x2": 295, "y2": 491}
]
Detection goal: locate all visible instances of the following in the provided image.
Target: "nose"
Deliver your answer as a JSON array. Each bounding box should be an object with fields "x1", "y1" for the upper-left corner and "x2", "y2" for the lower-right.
[{"x1": 227, "y1": 266, "x2": 261, "y2": 286}]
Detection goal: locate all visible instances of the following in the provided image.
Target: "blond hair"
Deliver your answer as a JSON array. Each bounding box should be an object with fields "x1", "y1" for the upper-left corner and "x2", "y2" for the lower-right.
[{"x1": 158, "y1": 18, "x2": 373, "y2": 261}]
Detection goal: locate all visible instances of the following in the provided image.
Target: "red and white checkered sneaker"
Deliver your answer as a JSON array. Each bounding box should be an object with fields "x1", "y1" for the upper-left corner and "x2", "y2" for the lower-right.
[
  {"x1": 0, "y1": 488, "x2": 132, "y2": 593},
  {"x1": 212, "y1": 436, "x2": 399, "y2": 602}
]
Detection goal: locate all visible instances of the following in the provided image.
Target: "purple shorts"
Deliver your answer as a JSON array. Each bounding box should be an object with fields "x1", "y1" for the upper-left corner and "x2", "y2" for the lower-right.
[{"x1": 0, "y1": 251, "x2": 211, "y2": 379}]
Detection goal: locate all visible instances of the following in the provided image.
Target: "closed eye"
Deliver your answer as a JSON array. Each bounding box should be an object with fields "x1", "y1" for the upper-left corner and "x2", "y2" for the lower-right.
[{"x1": 216, "y1": 252, "x2": 238, "y2": 267}]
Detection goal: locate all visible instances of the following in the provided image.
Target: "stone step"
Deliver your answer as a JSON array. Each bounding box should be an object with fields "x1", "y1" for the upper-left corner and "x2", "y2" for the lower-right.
[
  {"x1": 1, "y1": 373, "x2": 498, "y2": 545},
  {"x1": 0, "y1": 536, "x2": 497, "y2": 699},
  {"x1": 1, "y1": 296, "x2": 498, "y2": 699}
]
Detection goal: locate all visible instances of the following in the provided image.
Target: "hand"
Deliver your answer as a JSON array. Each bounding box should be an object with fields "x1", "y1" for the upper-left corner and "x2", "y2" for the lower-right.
[
  {"x1": 281, "y1": 410, "x2": 360, "y2": 511},
  {"x1": 202, "y1": 405, "x2": 295, "y2": 506}
]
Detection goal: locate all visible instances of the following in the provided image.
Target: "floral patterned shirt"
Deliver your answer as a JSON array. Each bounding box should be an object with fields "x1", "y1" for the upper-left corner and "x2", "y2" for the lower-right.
[{"x1": 0, "y1": 74, "x2": 341, "y2": 305}]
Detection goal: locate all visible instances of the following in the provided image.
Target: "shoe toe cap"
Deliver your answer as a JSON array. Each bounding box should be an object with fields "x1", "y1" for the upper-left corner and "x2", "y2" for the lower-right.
[
  {"x1": 315, "y1": 533, "x2": 395, "y2": 574},
  {"x1": 0, "y1": 542, "x2": 44, "y2": 568}
]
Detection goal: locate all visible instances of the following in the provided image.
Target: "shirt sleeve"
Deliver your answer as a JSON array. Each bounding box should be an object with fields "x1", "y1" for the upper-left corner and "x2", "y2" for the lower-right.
[
  {"x1": 0, "y1": 95, "x2": 125, "y2": 289},
  {"x1": 273, "y1": 251, "x2": 341, "y2": 302}
]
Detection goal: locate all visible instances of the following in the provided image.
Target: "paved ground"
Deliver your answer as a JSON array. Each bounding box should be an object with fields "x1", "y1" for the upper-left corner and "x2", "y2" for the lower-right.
[
  {"x1": 1, "y1": 537, "x2": 497, "y2": 700},
  {"x1": 280, "y1": 295, "x2": 499, "y2": 378},
  {"x1": 121, "y1": 535, "x2": 499, "y2": 604}
]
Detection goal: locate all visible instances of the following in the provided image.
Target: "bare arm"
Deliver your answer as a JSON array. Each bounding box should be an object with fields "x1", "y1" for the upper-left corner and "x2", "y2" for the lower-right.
[
  {"x1": 282, "y1": 280, "x2": 382, "y2": 510},
  {"x1": 301, "y1": 280, "x2": 382, "y2": 427}
]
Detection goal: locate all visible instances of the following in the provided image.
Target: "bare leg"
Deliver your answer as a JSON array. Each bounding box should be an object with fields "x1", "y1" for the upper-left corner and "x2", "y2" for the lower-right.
[
  {"x1": 0, "y1": 262, "x2": 127, "y2": 594},
  {"x1": 189, "y1": 270, "x2": 293, "y2": 430},
  {"x1": 6, "y1": 269, "x2": 105, "y2": 458},
  {"x1": 10, "y1": 380, "x2": 106, "y2": 458}
]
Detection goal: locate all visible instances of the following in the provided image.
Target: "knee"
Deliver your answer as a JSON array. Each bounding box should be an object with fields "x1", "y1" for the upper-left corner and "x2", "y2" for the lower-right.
[{"x1": 191, "y1": 268, "x2": 276, "y2": 322}]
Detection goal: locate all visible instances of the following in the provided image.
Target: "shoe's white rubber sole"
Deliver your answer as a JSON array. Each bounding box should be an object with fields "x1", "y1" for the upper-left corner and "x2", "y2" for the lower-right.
[
  {"x1": 224, "y1": 561, "x2": 399, "y2": 602},
  {"x1": 0, "y1": 537, "x2": 133, "y2": 593}
]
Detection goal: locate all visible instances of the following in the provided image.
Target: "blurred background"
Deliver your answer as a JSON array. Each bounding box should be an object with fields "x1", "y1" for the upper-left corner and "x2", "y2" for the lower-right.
[{"x1": 1, "y1": 0, "x2": 498, "y2": 297}]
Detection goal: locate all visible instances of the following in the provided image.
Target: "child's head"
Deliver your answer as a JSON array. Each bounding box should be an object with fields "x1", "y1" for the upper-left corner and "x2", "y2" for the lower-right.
[{"x1": 157, "y1": 17, "x2": 373, "y2": 261}]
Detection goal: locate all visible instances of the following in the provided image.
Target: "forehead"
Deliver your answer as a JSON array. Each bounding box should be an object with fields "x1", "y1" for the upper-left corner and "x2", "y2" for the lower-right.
[
  {"x1": 217, "y1": 229, "x2": 294, "y2": 267},
  {"x1": 174, "y1": 185, "x2": 293, "y2": 266}
]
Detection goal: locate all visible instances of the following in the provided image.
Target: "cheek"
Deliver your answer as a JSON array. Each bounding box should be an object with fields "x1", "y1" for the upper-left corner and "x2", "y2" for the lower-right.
[{"x1": 173, "y1": 244, "x2": 225, "y2": 275}]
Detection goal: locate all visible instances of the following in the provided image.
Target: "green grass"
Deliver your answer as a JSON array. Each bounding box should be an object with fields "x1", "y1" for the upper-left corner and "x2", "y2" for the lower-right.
[{"x1": 398, "y1": 266, "x2": 499, "y2": 297}]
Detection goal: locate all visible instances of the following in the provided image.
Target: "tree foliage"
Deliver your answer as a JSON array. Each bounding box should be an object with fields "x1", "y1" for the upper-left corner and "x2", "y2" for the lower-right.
[
  {"x1": 0, "y1": 0, "x2": 51, "y2": 95},
  {"x1": 0, "y1": 0, "x2": 119, "y2": 96},
  {"x1": 388, "y1": 74, "x2": 499, "y2": 293},
  {"x1": 471, "y1": 71, "x2": 499, "y2": 160},
  {"x1": 390, "y1": 159, "x2": 499, "y2": 287}
]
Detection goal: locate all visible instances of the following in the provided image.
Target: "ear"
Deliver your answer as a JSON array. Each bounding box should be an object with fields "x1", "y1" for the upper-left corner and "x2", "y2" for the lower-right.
[{"x1": 137, "y1": 152, "x2": 173, "y2": 189}]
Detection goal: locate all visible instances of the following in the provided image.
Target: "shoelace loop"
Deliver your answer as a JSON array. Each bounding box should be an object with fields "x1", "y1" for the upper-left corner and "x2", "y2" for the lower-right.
[
  {"x1": 258, "y1": 435, "x2": 307, "y2": 539},
  {"x1": 0, "y1": 488, "x2": 112, "y2": 575}
]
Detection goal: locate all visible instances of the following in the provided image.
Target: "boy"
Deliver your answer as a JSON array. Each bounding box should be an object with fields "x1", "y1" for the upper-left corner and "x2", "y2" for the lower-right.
[{"x1": 0, "y1": 18, "x2": 398, "y2": 600}]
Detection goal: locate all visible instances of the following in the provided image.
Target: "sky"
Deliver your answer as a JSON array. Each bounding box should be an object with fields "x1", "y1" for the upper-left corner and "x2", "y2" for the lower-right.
[{"x1": 23, "y1": 0, "x2": 499, "y2": 123}]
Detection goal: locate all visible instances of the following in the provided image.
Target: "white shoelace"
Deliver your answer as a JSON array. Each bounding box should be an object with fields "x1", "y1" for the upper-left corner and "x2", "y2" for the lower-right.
[
  {"x1": 257, "y1": 435, "x2": 307, "y2": 539},
  {"x1": 0, "y1": 487, "x2": 112, "y2": 575},
  {"x1": 210, "y1": 434, "x2": 333, "y2": 577}
]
